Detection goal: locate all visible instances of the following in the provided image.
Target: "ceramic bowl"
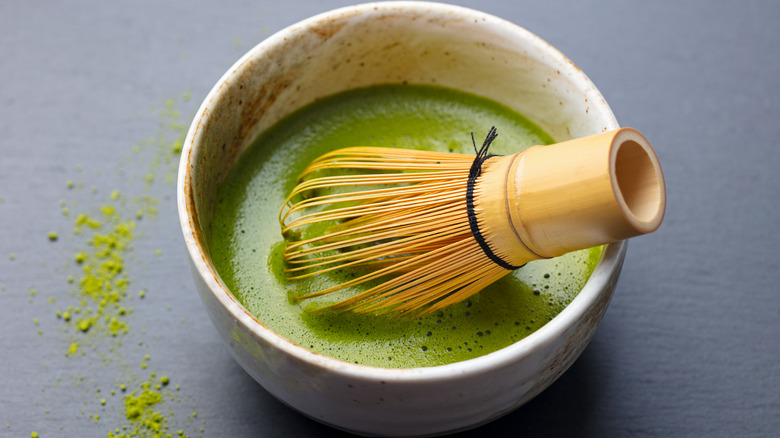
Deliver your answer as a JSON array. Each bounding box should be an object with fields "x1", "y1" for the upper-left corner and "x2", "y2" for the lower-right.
[{"x1": 178, "y1": 2, "x2": 623, "y2": 436}]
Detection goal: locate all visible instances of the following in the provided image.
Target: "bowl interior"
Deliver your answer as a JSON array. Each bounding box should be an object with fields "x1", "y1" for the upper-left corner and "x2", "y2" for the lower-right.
[{"x1": 180, "y1": 1, "x2": 619, "y2": 372}]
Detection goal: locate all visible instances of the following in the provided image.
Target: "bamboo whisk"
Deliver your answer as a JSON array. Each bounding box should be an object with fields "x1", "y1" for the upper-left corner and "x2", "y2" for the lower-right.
[{"x1": 279, "y1": 127, "x2": 665, "y2": 316}]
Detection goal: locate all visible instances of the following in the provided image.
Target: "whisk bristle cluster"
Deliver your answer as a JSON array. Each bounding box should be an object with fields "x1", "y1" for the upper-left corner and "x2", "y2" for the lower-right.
[
  {"x1": 278, "y1": 126, "x2": 667, "y2": 316},
  {"x1": 279, "y1": 145, "x2": 510, "y2": 316}
]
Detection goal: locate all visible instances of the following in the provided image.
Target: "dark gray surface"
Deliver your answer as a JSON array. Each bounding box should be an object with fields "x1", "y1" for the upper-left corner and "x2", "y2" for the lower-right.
[{"x1": 1, "y1": 1, "x2": 778, "y2": 437}]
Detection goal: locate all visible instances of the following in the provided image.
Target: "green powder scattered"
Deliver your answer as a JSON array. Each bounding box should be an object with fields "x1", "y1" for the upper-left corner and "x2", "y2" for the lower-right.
[
  {"x1": 132, "y1": 96, "x2": 189, "y2": 189},
  {"x1": 77, "y1": 318, "x2": 94, "y2": 332},
  {"x1": 57, "y1": 207, "x2": 135, "y2": 338},
  {"x1": 171, "y1": 139, "x2": 183, "y2": 154},
  {"x1": 29, "y1": 95, "x2": 201, "y2": 437},
  {"x1": 132, "y1": 196, "x2": 160, "y2": 219},
  {"x1": 107, "y1": 375, "x2": 186, "y2": 438},
  {"x1": 75, "y1": 212, "x2": 101, "y2": 229}
]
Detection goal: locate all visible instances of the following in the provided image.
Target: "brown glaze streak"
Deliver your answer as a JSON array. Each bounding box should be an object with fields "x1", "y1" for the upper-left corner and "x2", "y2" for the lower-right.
[
  {"x1": 233, "y1": 14, "x2": 358, "y2": 154},
  {"x1": 309, "y1": 20, "x2": 347, "y2": 39},
  {"x1": 183, "y1": 118, "x2": 205, "y2": 265},
  {"x1": 237, "y1": 73, "x2": 295, "y2": 147},
  {"x1": 181, "y1": 14, "x2": 361, "y2": 339}
]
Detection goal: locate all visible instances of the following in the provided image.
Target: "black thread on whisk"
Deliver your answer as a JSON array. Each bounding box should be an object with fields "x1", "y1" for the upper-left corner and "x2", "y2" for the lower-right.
[{"x1": 466, "y1": 127, "x2": 523, "y2": 271}]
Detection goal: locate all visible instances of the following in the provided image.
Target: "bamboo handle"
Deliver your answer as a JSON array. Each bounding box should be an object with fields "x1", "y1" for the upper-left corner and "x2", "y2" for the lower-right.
[
  {"x1": 477, "y1": 128, "x2": 666, "y2": 264},
  {"x1": 508, "y1": 127, "x2": 666, "y2": 258}
]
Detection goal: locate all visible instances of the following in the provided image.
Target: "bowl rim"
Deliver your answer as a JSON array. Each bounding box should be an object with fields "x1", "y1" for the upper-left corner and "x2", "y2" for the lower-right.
[{"x1": 177, "y1": 0, "x2": 621, "y2": 383}]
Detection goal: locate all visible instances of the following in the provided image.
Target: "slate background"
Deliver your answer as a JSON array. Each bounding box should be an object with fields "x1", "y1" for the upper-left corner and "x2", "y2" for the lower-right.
[{"x1": 1, "y1": 1, "x2": 778, "y2": 436}]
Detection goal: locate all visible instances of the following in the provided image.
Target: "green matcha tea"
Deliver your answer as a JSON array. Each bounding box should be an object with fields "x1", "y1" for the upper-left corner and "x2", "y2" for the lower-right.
[{"x1": 208, "y1": 84, "x2": 601, "y2": 368}]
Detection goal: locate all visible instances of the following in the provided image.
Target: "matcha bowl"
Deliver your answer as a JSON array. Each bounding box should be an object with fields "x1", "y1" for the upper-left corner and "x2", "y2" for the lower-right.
[{"x1": 178, "y1": 2, "x2": 624, "y2": 436}]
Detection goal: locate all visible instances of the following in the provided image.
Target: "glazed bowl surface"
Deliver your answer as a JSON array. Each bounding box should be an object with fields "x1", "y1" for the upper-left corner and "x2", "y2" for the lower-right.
[{"x1": 177, "y1": 2, "x2": 623, "y2": 436}]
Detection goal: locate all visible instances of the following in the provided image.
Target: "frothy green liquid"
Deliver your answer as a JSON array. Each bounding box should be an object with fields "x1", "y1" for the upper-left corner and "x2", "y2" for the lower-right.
[{"x1": 208, "y1": 84, "x2": 601, "y2": 368}]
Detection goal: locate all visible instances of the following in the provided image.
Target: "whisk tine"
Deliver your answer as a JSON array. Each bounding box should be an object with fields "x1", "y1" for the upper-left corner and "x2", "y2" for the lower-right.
[
  {"x1": 320, "y1": 239, "x2": 483, "y2": 310},
  {"x1": 281, "y1": 186, "x2": 465, "y2": 231},
  {"x1": 342, "y1": 251, "x2": 502, "y2": 316},
  {"x1": 292, "y1": 236, "x2": 472, "y2": 301},
  {"x1": 279, "y1": 140, "x2": 500, "y2": 316},
  {"x1": 299, "y1": 148, "x2": 472, "y2": 177},
  {"x1": 278, "y1": 128, "x2": 665, "y2": 316},
  {"x1": 279, "y1": 171, "x2": 468, "y2": 225},
  {"x1": 285, "y1": 209, "x2": 467, "y2": 257},
  {"x1": 284, "y1": 222, "x2": 468, "y2": 274}
]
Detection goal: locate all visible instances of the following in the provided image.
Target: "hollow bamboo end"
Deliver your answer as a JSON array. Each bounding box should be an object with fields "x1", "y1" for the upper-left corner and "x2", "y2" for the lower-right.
[
  {"x1": 487, "y1": 127, "x2": 667, "y2": 259},
  {"x1": 609, "y1": 128, "x2": 666, "y2": 236}
]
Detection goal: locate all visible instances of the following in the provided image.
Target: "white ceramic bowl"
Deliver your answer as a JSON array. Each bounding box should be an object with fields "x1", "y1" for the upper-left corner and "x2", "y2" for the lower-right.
[{"x1": 178, "y1": 2, "x2": 623, "y2": 436}]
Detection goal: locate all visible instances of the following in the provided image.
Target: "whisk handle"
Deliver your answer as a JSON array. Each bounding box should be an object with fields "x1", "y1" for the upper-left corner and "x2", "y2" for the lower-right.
[{"x1": 500, "y1": 128, "x2": 666, "y2": 259}]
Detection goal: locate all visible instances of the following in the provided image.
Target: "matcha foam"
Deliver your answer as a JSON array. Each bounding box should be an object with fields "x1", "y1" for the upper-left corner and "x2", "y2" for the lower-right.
[{"x1": 209, "y1": 84, "x2": 601, "y2": 368}]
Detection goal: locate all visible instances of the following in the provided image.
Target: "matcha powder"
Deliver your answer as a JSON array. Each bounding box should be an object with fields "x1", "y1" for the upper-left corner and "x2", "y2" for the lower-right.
[
  {"x1": 109, "y1": 375, "x2": 183, "y2": 438},
  {"x1": 17, "y1": 94, "x2": 203, "y2": 437},
  {"x1": 58, "y1": 206, "x2": 134, "y2": 338}
]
